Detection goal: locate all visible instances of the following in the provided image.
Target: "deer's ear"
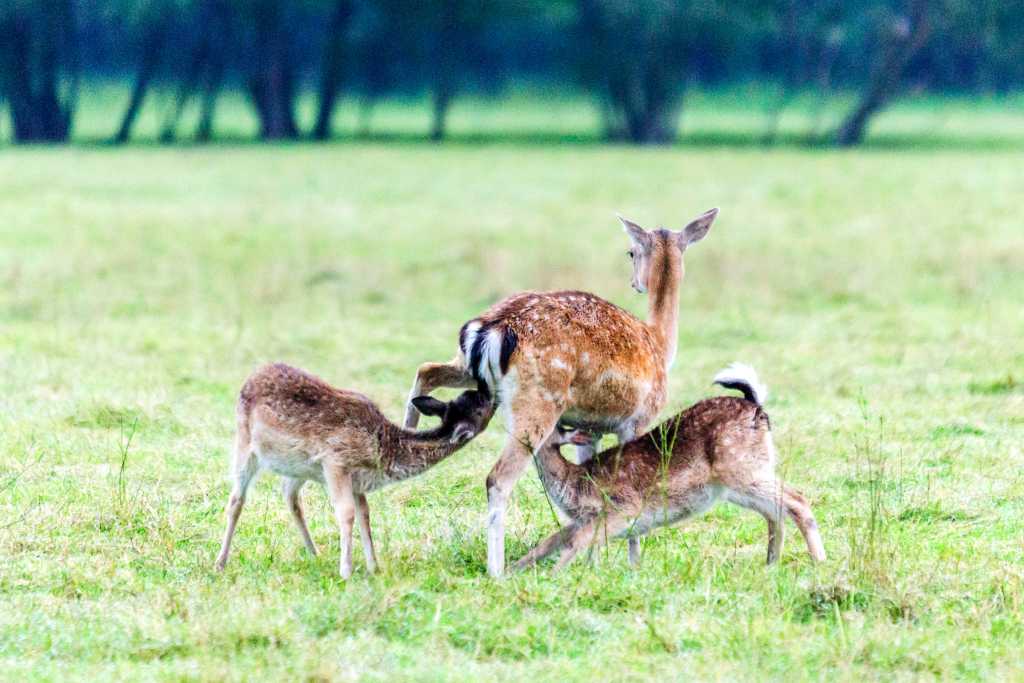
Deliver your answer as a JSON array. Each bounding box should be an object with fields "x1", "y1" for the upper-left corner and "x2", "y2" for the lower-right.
[
  {"x1": 618, "y1": 214, "x2": 651, "y2": 249},
  {"x1": 411, "y1": 396, "x2": 447, "y2": 418},
  {"x1": 677, "y1": 207, "x2": 719, "y2": 248}
]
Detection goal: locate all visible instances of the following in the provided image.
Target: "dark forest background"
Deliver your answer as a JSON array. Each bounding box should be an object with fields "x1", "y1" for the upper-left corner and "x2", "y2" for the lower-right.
[{"x1": 1, "y1": 0, "x2": 1022, "y2": 146}]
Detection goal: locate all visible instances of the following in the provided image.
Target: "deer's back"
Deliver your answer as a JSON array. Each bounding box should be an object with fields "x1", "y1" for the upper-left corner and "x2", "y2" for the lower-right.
[
  {"x1": 240, "y1": 364, "x2": 387, "y2": 470},
  {"x1": 463, "y1": 291, "x2": 666, "y2": 429},
  {"x1": 581, "y1": 398, "x2": 769, "y2": 509}
]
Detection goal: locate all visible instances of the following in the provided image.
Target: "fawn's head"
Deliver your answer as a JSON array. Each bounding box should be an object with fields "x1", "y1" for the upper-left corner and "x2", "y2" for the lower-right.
[
  {"x1": 410, "y1": 384, "x2": 495, "y2": 444},
  {"x1": 618, "y1": 208, "x2": 718, "y2": 294},
  {"x1": 546, "y1": 423, "x2": 597, "y2": 452}
]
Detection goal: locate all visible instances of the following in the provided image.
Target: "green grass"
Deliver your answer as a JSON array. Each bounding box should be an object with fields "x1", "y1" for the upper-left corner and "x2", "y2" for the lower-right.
[{"x1": 1, "y1": 137, "x2": 1023, "y2": 680}]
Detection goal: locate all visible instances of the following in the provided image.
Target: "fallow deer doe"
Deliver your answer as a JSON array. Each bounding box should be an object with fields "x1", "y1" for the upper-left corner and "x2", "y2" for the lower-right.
[
  {"x1": 515, "y1": 364, "x2": 826, "y2": 571},
  {"x1": 215, "y1": 363, "x2": 495, "y2": 579},
  {"x1": 403, "y1": 208, "x2": 718, "y2": 576}
]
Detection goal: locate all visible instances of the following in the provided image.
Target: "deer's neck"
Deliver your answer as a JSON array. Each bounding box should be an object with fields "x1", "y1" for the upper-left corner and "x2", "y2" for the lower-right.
[
  {"x1": 533, "y1": 448, "x2": 586, "y2": 513},
  {"x1": 381, "y1": 423, "x2": 462, "y2": 482},
  {"x1": 645, "y1": 248, "x2": 682, "y2": 368}
]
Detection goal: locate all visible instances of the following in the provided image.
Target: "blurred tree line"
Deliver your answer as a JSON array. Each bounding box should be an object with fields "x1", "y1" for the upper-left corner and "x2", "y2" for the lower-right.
[{"x1": 0, "y1": 0, "x2": 1021, "y2": 145}]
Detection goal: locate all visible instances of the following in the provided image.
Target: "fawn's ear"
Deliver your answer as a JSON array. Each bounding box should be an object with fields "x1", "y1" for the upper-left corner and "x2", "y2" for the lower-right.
[
  {"x1": 411, "y1": 396, "x2": 447, "y2": 418},
  {"x1": 450, "y1": 423, "x2": 477, "y2": 444},
  {"x1": 677, "y1": 207, "x2": 719, "y2": 248},
  {"x1": 618, "y1": 215, "x2": 651, "y2": 250}
]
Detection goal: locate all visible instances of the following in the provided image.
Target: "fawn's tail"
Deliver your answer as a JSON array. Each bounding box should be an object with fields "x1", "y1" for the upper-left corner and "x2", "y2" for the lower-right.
[{"x1": 713, "y1": 362, "x2": 768, "y2": 406}]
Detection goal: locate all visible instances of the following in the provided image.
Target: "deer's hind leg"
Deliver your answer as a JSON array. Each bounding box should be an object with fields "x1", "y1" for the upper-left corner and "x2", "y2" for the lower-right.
[
  {"x1": 215, "y1": 444, "x2": 260, "y2": 571},
  {"x1": 355, "y1": 493, "x2": 378, "y2": 573},
  {"x1": 724, "y1": 485, "x2": 786, "y2": 565},
  {"x1": 725, "y1": 479, "x2": 826, "y2": 564},
  {"x1": 403, "y1": 354, "x2": 475, "y2": 428},
  {"x1": 283, "y1": 477, "x2": 318, "y2": 556},
  {"x1": 782, "y1": 484, "x2": 826, "y2": 562}
]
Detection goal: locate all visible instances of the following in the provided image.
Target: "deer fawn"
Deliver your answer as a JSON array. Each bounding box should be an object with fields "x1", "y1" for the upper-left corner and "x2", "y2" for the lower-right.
[
  {"x1": 214, "y1": 363, "x2": 495, "y2": 579},
  {"x1": 402, "y1": 208, "x2": 718, "y2": 576},
  {"x1": 515, "y1": 363, "x2": 826, "y2": 572}
]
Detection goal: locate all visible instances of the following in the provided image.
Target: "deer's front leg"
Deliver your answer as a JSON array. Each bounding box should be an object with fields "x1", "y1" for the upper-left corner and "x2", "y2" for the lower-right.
[
  {"x1": 485, "y1": 436, "x2": 535, "y2": 578},
  {"x1": 513, "y1": 524, "x2": 575, "y2": 572}
]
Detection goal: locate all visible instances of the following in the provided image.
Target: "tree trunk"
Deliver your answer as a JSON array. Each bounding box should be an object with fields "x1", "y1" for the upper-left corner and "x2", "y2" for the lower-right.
[
  {"x1": 192, "y1": 0, "x2": 230, "y2": 143},
  {"x1": 835, "y1": 0, "x2": 932, "y2": 147},
  {"x1": 159, "y1": 57, "x2": 202, "y2": 143},
  {"x1": 577, "y1": 0, "x2": 684, "y2": 145},
  {"x1": 761, "y1": 0, "x2": 800, "y2": 146},
  {"x1": 247, "y1": 1, "x2": 298, "y2": 141},
  {"x1": 114, "y1": 14, "x2": 170, "y2": 144},
  {"x1": 194, "y1": 54, "x2": 224, "y2": 143},
  {"x1": 313, "y1": 0, "x2": 354, "y2": 140},
  {"x1": 429, "y1": 88, "x2": 452, "y2": 142},
  {"x1": 617, "y1": 68, "x2": 682, "y2": 144},
  {"x1": 429, "y1": 1, "x2": 460, "y2": 142},
  {"x1": 357, "y1": 96, "x2": 375, "y2": 137},
  {"x1": 0, "y1": 2, "x2": 77, "y2": 143}
]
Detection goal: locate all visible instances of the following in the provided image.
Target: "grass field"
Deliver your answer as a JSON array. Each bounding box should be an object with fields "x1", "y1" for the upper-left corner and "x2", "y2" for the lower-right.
[{"x1": 1, "y1": 130, "x2": 1023, "y2": 680}]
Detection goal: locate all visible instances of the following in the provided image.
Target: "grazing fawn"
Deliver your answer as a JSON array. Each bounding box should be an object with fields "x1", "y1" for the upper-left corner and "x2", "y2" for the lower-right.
[
  {"x1": 215, "y1": 363, "x2": 495, "y2": 579},
  {"x1": 403, "y1": 208, "x2": 718, "y2": 576},
  {"x1": 515, "y1": 364, "x2": 826, "y2": 571}
]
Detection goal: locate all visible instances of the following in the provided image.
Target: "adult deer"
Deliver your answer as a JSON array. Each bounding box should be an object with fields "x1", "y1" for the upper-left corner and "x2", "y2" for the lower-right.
[{"x1": 403, "y1": 208, "x2": 718, "y2": 576}]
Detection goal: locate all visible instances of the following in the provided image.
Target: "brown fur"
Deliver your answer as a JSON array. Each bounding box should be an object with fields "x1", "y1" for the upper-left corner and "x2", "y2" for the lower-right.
[
  {"x1": 517, "y1": 395, "x2": 826, "y2": 572},
  {"x1": 215, "y1": 363, "x2": 494, "y2": 578},
  {"x1": 402, "y1": 209, "x2": 718, "y2": 576}
]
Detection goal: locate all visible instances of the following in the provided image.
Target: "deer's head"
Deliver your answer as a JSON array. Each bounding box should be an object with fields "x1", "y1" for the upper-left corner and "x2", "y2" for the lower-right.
[
  {"x1": 410, "y1": 383, "x2": 495, "y2": 444},
  {"x1": 619, "y1": 208, "x2": 718, "y2": 294}
]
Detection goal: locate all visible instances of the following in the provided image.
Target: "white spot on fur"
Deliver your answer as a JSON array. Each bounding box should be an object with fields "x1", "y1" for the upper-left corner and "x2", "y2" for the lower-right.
[
  {"x1": 541, "y1": 389, "x2": 564, "y2": 404},
  {"x1": 551, "y1": 358, "x2": 568, "y2": 370}
]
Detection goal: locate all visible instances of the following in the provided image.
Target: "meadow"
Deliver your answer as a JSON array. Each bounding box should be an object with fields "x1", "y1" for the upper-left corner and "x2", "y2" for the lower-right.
[{"x1": 1, "y1": 97, "x2": 1023, "y2": 680}]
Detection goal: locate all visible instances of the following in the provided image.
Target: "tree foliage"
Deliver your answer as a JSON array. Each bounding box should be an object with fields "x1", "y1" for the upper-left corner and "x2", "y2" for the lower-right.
[{"x1": 1, "y1": 0, "x2": 1021, "y2": 145}]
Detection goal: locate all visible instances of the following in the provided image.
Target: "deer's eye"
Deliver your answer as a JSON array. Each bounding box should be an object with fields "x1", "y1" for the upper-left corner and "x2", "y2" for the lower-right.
[{"x1": 627, "y1": 250, "x2": 634, "y2": 259}]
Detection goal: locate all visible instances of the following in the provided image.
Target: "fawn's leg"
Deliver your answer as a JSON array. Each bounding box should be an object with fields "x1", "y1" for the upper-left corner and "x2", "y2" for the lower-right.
[
  {"x1": 282, "y1": 477, "x2": 318, "y2": 556},
  {"x1": 552, "y1": 514, "x2": 631, "y2": 572},
  {"x1": 513, "y1": 524, "x2": 576, "y2": 571},
  {"x1": 324, "y1": 466, "x2": 358, "y2": 579},
  {"x1": 725, "y1": 485, "x2": 786, "y2": 565},
  {"x1": 215, "y1": 452, "x2": 259, "y2": 570},
  {"x1": 403, "y1": 356, "x2": 474, "y2": 428},
  {"x1": 607, "y1": 427, "x2": 642, "y2": 566},
  {"x1": 355, "y1": 493, "x2": 377, "y2": 573},
  {"x1": 627, "y1": 537, "x2": 641, "y2": 566},
  {"x1": 782, "y1": 484, "x2": 826, "y2": 561}
]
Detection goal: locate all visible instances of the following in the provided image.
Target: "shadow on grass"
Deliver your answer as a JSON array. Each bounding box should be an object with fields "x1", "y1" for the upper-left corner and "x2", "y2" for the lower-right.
[{"x1": 9, "y1": 129, "x2": 1024, "y2": 152}]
